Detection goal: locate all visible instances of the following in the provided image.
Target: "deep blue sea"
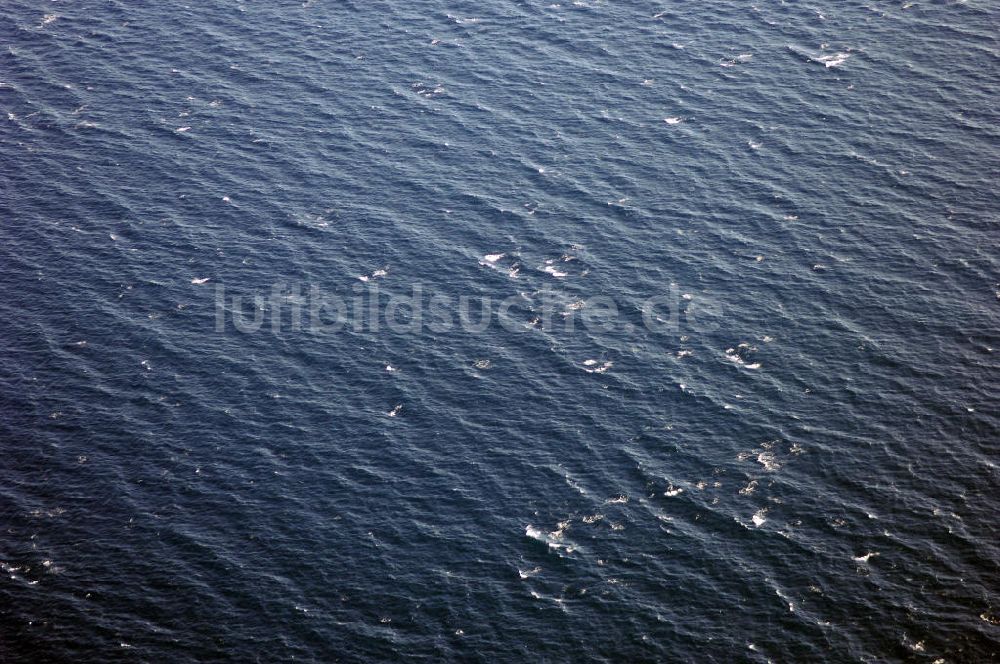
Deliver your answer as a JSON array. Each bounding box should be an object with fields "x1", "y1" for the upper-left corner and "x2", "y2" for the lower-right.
[{"x1": 1, "y1": 1, "x2": 998, "y2": 661}]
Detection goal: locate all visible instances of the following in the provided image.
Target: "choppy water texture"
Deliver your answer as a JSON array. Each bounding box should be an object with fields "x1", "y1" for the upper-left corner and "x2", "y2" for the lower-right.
[{"x1": 2, "y1": 1, "x2": 999, "y2": 661}]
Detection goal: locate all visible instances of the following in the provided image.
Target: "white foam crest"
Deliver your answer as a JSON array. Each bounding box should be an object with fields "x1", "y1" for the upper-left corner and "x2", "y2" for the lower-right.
[
  {"x1": 818, "y1": 52, "x2": 851, "y2": 68},
  {"x1": 542, "y1": 265, "x2": 568, "y2": 278},
  {"x1": 359, "y1": 266, "x2": 390, "y2": 282},
  {"x1": 525, "y1": 522, "x2": 576, "y2": 553},
  {"x1": 582, "y1": 360, "x2": 613, "y2": 374}
]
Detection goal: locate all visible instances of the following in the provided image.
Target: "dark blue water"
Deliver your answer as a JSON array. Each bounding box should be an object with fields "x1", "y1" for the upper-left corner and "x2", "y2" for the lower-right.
[{"x1": 1, "y1": 1, "x2": 998, "y2": 661}]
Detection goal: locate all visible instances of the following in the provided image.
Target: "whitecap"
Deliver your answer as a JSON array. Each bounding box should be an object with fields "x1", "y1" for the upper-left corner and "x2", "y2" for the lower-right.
[
  {"x1": 818, "y1": 52, "x2": 851, "y2": 68},
  {"x1": 525, "y1": 524, "x2": 575, "y2": 552},
  {"x1": 789, "y1": 45, "x2": 851, "y2": 68},
  {"x1": 359, "y1": 267, "x2": 388, "y2": 282},
  {"x1": 721, "y1": 54, "x2": 753, "y2": 67},
  {"x1": 543, "y1": 265, "x2": 568, "y2": 278},
  {"x1": 757, "y1": 451, "x2": 780, "y2": 471}
]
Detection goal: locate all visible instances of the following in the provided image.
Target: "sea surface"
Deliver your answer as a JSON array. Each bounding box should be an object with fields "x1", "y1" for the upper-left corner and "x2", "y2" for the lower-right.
[{"x1": 1, "y1": 1, "x2": 998, "y2": 661}]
